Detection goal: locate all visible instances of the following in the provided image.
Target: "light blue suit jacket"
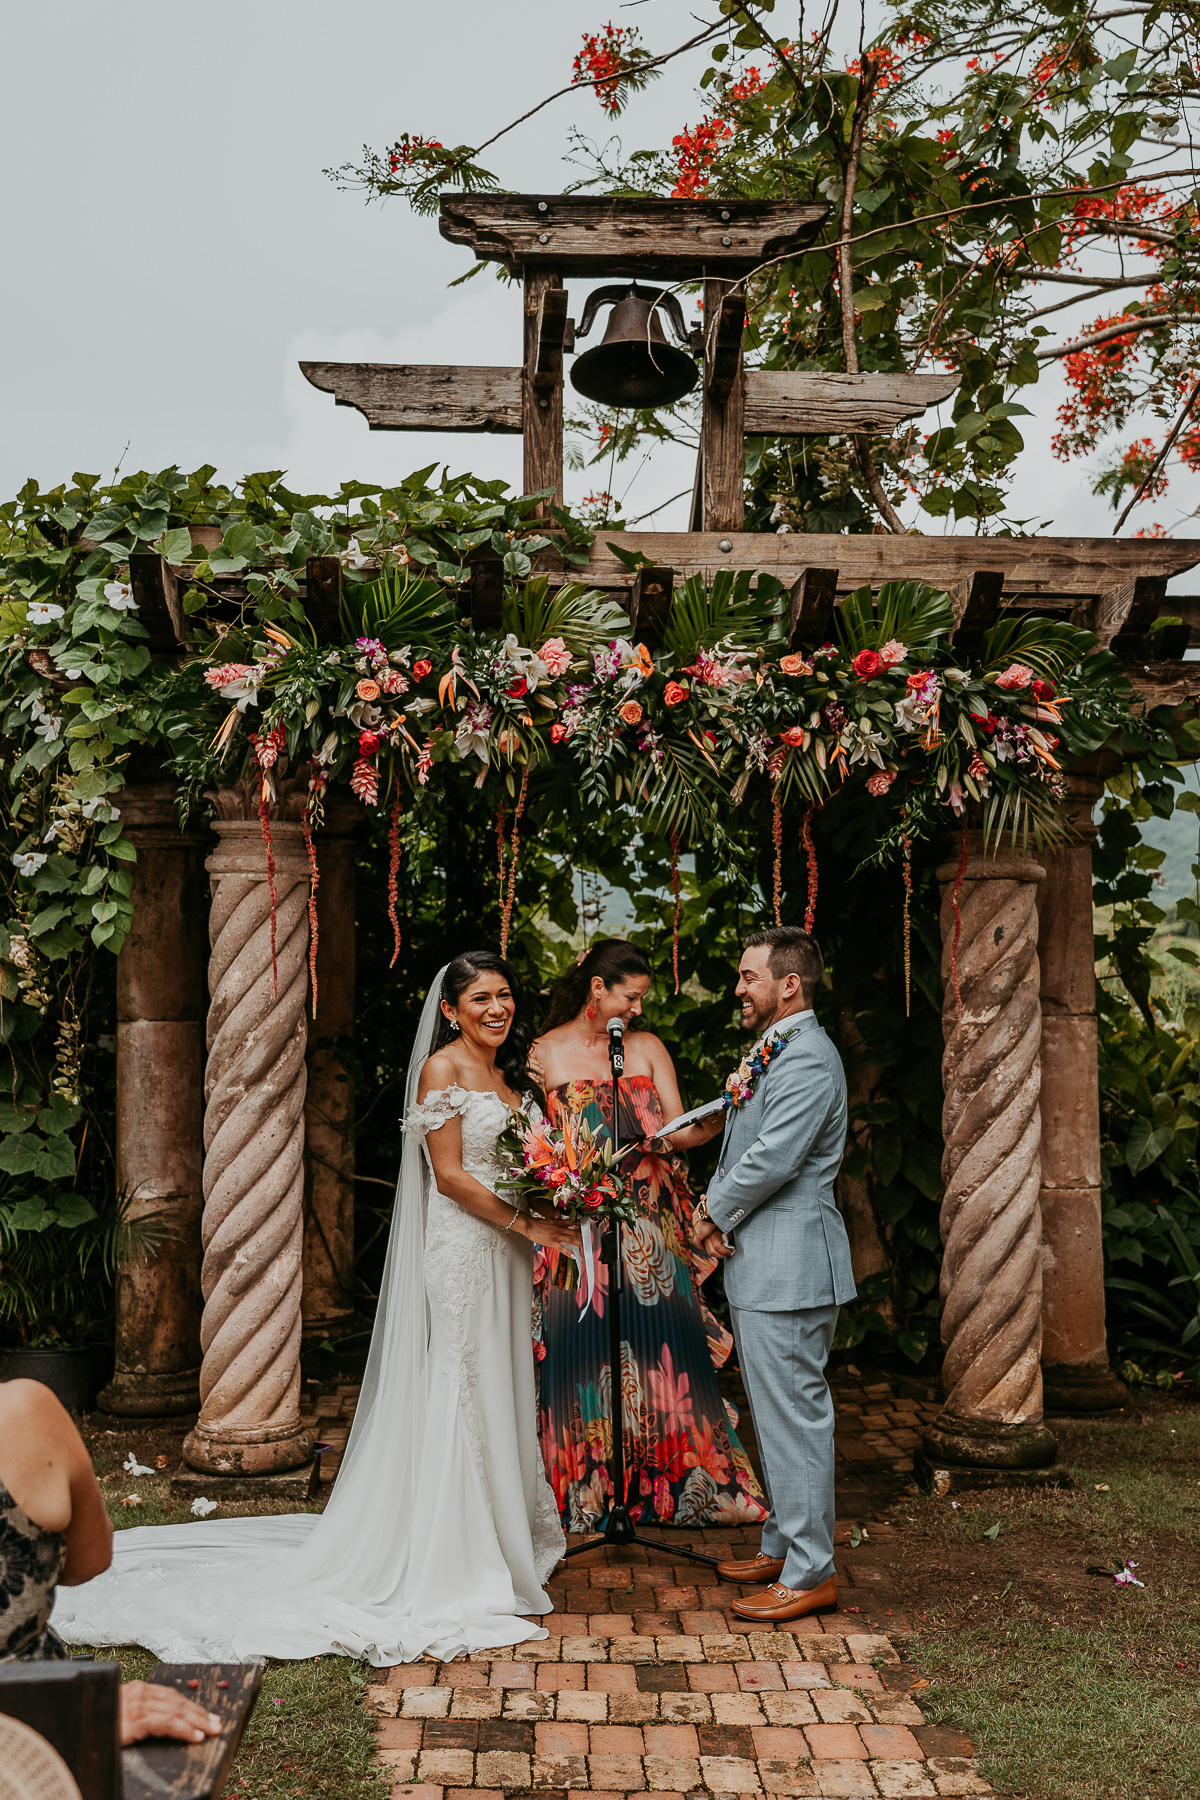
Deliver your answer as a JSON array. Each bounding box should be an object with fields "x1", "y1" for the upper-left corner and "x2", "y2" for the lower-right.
[{"x1": 705, "y1": 1011, "x2": 856, "y2": 1312}]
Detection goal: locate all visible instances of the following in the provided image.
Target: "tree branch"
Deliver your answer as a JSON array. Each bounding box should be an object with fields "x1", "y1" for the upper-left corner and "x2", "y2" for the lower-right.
[
  {"x1": 1113, "y1": 376, "x2": 1200, "y2": 532},
  {"x1": 1035, "y1": 311, "x2": 1181, "y2": 359}
]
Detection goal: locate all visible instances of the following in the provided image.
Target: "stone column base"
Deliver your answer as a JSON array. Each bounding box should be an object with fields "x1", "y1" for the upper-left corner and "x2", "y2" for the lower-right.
[
  {"x1": 182, "y1": 1417, "x2": 314, "y2": 1477},
  {"x1": 1042, "y1": 1359, "x2": 1129, "y2": 1413},
  {"x1": 913, "y1": 1451, "x2": 1072, "y2": 1498},
  {"x1": 922, "y1": 1411, "x2": 1057, "y2": 1470},
  {"x1": 97, "y1": 1363, "x2": 201, "y2": 1419}
]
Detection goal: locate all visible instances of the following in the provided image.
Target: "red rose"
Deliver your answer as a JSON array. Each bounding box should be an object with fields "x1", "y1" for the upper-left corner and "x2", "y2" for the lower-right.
[
  {"x1": 358, "y1": 730, "x2": 381, "y2": 756},
  {"x1": 1031, "y1": 678, "x2": 1055, "y2": 702},
  {"x1": 550, "y1": 722, "x2": 568, "y2": 744},
  {"x1": 663, "y1": 680, "x2": 690, "y2": 707},
  {"x1": 852, "y1": 649, "x2": 883, "y2": 681},
  {"x1": 508, "y1": 676, "x2": 529, "y2": 698},
  {"x1": 413, "y1": 658, "x2": 432, "y2": 680},
  {"x1": 781, "y1": 726, "x2": 807, "y2": 749}
]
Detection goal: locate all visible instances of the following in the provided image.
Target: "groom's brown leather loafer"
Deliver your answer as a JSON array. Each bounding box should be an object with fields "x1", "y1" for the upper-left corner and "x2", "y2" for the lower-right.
[
  {"x1": 730, "y1": 1578, "x2": 838, "y2": 1622},
  {"x1": 716, "y1": 1552, "x2": 786, "y2": 1584}
]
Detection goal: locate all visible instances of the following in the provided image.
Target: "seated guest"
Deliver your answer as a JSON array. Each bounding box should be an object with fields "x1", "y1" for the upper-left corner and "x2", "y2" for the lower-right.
[{"x1": 0, "y1": 1380, "x2": 220, "y2": 1746}]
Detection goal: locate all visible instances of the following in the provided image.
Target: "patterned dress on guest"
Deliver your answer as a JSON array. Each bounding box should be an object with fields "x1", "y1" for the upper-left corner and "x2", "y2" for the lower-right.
[
  {"x1": 0, "y1": 1477, "x2": 68, "y2": 1661},
  {"x1": 534, "y1": 1074, "x2": 767, "y2": 1532}
]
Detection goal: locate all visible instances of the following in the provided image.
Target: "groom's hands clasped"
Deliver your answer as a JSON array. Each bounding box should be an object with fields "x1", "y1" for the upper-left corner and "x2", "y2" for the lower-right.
[{"x1": 692, "y1": 1196, "x2": 733, "y2": 1260}]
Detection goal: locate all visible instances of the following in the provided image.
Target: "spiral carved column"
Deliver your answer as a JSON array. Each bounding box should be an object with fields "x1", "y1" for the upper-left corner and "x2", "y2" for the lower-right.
[
  {"x1": 922, "y1": 835, "x2": 1057, "y2": 1471},
  {"x1": 182, "y1": 801, "x2": 315, "y2": 1477}
]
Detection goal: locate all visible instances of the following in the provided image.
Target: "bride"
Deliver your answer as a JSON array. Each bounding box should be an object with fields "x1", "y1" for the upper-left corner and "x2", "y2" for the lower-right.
[{"x1": 53, "y1": 952, "x2": 581, "y2": 1665}]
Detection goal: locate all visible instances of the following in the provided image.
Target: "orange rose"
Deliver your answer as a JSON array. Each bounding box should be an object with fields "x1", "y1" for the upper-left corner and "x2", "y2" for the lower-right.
[
  {"x1": 781, "y1": 726, "x2": 807, "y2": 748},
  {"x1": 355, "y1": 679, "x2": 381, "y2": 701},
  {"x1": 619, "y1": 700, "x2": 644, "y2": 726},
  {"x1": 779, "y1": 653, "x2": 812, "y2": 676},
  {"x1": 663, "y1": 681, "x2": 690, "y2": 707}
]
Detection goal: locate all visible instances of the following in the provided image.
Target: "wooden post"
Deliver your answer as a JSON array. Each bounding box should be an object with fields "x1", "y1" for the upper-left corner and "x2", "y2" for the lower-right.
[
  {"x1": 700, "y1": 279, "x2": 746, "y2": 533},
  {"x1": 523, "y1": 268, "x2": 564, "y2": 505},
  {"x1": 99, "y1": 780, "x2": 207, "y2": 1418},
  {"x1": 1037, "y1": 761, "x2": 1128, "y2": 1412},
  {"x1": 302, "y1": 793, "x2": 360, "y2": 1341}
]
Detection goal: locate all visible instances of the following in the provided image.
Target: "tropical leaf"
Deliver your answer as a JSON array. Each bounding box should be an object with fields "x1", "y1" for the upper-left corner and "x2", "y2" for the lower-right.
[
  {"x1": 835, "y1": 581, "x2": 954, "y2": 653},
  {"x1": 501, "y1": 576, "x2": 628, "y2": 654},
  {"x1": 661, "y1": 570, "x2": 786, "y2": 664},
  {"x1": 977, "y1": 613, "x2": 1097, "y2": 679},
  {"x1": 344, "y1": 570, "x2": 455, "y2": 649}
]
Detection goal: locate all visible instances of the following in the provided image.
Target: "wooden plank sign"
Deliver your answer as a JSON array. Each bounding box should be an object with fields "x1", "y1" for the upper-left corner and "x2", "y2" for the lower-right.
[
  {"x1": 744, "y1": 371, "x2": 959, "y2": 436},
  {"x1": 439, "y1": 194, "x2": 827, "y2": 279},
  {"x1": 121, "y1": 1663, "x2": 262, "y2": 1800},
  {"x1": 299, "y1": 363, "x2": 523, "y2": 433}
]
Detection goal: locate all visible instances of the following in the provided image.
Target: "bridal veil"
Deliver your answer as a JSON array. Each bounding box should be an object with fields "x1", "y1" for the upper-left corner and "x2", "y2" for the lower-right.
[{"x1": 52, "y1": 967, "x2": 554, "y2": 1664}]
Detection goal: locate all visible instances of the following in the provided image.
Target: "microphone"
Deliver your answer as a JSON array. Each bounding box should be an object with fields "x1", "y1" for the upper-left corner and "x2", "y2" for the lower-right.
[{"x1": 606, "y1": 1016, "x2": 625, "y2": 1040}]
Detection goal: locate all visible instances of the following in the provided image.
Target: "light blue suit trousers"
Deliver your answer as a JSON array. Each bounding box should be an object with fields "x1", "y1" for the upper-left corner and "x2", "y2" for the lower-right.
[{"x1": 706, "y1": 1012, "x2": 853, "y2": 1590}]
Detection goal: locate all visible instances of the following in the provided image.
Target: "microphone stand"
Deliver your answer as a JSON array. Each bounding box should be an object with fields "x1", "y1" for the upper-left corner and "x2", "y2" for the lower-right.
[{"x1": 560, "y1": 1017, "x2": 718, "y2": 1568}]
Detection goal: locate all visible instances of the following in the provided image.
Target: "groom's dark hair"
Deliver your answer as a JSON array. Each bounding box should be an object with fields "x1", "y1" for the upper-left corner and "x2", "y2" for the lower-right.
[{"x1": 744, "y1": 926, "x2": 823, "y2": 1002}]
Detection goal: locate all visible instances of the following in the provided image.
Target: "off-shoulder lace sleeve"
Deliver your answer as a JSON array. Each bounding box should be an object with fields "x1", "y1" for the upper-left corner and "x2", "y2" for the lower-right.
[{"x1": 403, "y1": 1083, "x2": 472, "y2": 1135}]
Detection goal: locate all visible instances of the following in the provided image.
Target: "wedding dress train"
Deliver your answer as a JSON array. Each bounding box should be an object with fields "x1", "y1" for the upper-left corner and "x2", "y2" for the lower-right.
[{"x1": 52, "y1": 977, "x2": 564, "y2": 1664}]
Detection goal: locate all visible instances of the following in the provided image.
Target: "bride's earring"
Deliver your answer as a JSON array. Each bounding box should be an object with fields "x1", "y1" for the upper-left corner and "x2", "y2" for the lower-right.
[{"x1": 449, "y1": 1016, "x2": 460, "y2": 1033}]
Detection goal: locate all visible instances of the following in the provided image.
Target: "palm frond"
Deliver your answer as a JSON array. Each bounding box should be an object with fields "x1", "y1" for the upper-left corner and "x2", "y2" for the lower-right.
[
  {"x1": 977, "y1": 614, "x2": 1096, "y2": 679},
  {"x1": 835, "y1": 581, "x2": 954, "y2": 654},
  {"x1": 501, "y1": 577, "x2": 629, "y2": 653},
  {"x1": 346, "y1": 570, "x2": 456, "y2": 649},
  {"x1": 661, "y1": 571, "x2": 787, "y2": 664}
]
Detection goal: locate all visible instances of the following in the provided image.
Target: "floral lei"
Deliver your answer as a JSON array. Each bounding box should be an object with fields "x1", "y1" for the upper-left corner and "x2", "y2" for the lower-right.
[{"x1": 723, "y1": 1025, "x2": 804, "y2": 1110}]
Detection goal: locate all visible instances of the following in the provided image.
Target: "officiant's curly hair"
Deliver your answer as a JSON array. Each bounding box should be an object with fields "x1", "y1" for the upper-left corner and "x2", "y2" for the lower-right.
[
  {"x1": 541, "y1": 938, "x2": 652, "y2": 1031},
  {"x1": 433, "y1": 952, "x2": 543, "y2": 1104}
]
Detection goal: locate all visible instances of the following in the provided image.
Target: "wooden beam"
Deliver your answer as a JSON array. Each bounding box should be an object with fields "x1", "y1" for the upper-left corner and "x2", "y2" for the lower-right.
[
  {"x1": 439, "y1": 194, "x2": 828, "y2": 279},
  {"x1": 630, "y1": 568, "x2": 674, "y2": 651},
  {"x1": 299, "y1": 362, "x2": 523, "y2": 433},
  {"x1": 1073, "y1": 574, "x2": 1167, "y2": 651},
  {"x1": 744, "y1": 371, "x2": 958, "y2": 436},
  {"x1": 700, "y1": 279, "x2": 745, "y2": 533},
  {"x1": 523, "y1": 270, "x2": 564, "y2": 506},
  {"x1": 129, "y1": 552, "x2": 188, "y2": 653},
  {"x1": 948, "y1": 570, "x2": 1005, "y2": 654},
  {"x1": 530, "y1": 285, "x2": 569, "y2": 393},
  {"x1": 1129, "y1": 660, "x2": 1200, "y2": 710},
  {"x1": 705, "y1": 293, "x2": 747, "y2": 407},
  {"x1": 305, "y1": 557, "x2": 344, "y2": 637},
  {"x1": 582, "y1": 532, "x2": 1200, "y2": 598},
  {"x1": 787, "y1": 568, "x2": 839, "y2": 650}
]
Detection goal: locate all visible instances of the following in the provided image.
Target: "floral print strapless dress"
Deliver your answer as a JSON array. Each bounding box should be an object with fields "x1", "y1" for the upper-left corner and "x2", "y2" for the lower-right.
[{"x1": 535, "y1": 1075, "x2": 767, "y2": 1531}]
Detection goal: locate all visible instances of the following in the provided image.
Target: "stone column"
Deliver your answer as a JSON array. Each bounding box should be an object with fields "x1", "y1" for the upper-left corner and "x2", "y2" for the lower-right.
[
  {"x1": 99, "y1": 783, "x2": 207, "y2": 1418},
  {"x1": 1038, "y1": 762, "x2": 1128, "y2": 1411},
  {"x1": 182, "y1": 796, "x2": 314, "y2": 1476},
  {"x1": 302, "y1": 795, "x2": 359, "y2": 1339},
  {"x1": 922, "y1": 836, "x2": 1057, "y2": 1470}
]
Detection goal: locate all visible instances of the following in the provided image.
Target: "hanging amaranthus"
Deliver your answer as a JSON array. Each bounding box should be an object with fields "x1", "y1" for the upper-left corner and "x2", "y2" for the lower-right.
[
  {"x1": 802, "y1": 807, "x2": 818, "y2": 935},
  {"x1": 949, "y1": 825, "x2": 970, "y2": 1024},
  {"x1": 900, "y1": 808, "x2": 913, "y2": 1019},
  {"x1": 302, "y1": 814, "x2": 321, "y2": 1018},
  {"x1": 669, "y1": 829, "x2": 681, "y2": 995},
  {"x1": 499, "y1": 769, "x2": 529, "y2": 958},
  {"x1": 387, "y1": 790, "x2": 403, "y2": 968},
  {"x1": 768, "y1": 747, "x2": 785, "y2": 927},
  {"x1": 249, "y1": 726, "x2": 286, "y2": 997},
  {"x1": 495, "y1": 799, "x2": 507, "y2": 901}
]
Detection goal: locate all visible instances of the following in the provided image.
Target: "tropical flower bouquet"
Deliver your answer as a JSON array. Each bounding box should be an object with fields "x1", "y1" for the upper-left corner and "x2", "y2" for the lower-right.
[{"x1": 497, "y1": 1109, "x2": 640, "y2": 1290}]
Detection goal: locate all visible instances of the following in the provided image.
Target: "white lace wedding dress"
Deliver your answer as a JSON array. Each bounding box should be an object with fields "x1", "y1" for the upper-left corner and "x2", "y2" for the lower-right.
[{"x1": 52, "y1": 979, "x2": 564, "y2": 1665}]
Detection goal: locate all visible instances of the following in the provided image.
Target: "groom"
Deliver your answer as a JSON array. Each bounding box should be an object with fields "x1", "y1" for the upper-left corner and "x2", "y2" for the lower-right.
[{"x1": 693, "y1": 925, "x2": 855, "y2": 1622}]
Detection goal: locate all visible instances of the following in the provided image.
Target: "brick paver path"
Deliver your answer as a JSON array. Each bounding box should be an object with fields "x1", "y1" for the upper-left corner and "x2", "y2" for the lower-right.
[{"x1": 300, "y1": 1372, "x2": 989, "y2": 1799}]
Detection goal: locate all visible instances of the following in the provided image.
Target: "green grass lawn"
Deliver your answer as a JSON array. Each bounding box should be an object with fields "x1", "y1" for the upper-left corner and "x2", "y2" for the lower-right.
[
  {"x1": 899, "y1": 1397, "x2": 1200, "y2": 1800},
  {"x1": 82, "y1": 1418, "x2": 384, "y2": 1800}
]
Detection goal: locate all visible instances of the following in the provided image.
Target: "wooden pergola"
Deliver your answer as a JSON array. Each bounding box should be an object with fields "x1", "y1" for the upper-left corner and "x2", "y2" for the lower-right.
[{"x1": 102, "y1": 197, "x2": 1200, "y2": 1492}]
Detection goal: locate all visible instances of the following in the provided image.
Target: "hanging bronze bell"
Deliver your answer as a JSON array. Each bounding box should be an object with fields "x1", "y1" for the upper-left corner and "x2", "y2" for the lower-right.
[{"x1": 569, "y1": 283, "x2": 701, "y2": 409}]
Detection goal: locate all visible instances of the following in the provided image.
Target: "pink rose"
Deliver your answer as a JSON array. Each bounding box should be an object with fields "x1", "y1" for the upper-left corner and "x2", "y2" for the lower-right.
[
  {"x1": 994, "y1": 662, "x2": 1034, "y2": 690},
  {"x1": 878, "y1": 639, "x2": 908, "y2": 667},
  {"x1": 538, "y1": 637, "x2": 573, "y2": 678},
  {"x1": 866, "y1": 769, "x2": 898, "y2": 797}
]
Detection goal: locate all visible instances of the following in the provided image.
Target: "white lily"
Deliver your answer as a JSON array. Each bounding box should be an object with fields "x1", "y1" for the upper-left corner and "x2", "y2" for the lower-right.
[{"x1": 845, "y1": 720, "x2": 889, "y2": 770}]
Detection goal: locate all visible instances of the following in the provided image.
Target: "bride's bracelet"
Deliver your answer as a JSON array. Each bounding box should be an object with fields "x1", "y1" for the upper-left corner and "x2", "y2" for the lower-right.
[{"x1": 504, "y1": 1206, "x2": 521, "y2": 1233}]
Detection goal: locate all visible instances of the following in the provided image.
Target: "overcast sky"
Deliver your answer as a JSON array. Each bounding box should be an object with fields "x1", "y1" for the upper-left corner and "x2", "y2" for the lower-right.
[{"x1": 3, "y1": 0, "x2": 1197, "y2": 560}]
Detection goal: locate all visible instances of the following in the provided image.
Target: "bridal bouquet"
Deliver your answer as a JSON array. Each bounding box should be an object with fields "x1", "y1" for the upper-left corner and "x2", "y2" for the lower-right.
[{"x1": 497, "y1": 1111, "x2": 638, "y2": 1292}]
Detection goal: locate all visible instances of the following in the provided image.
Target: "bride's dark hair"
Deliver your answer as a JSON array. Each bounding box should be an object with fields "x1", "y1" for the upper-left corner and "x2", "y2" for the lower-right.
[
  {"x1": 431, "y1": 951, "x2": 543, "y2": 1105},
  {"x1": 541, "y1": 938, "x2": 652, "y2": 1032}
]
